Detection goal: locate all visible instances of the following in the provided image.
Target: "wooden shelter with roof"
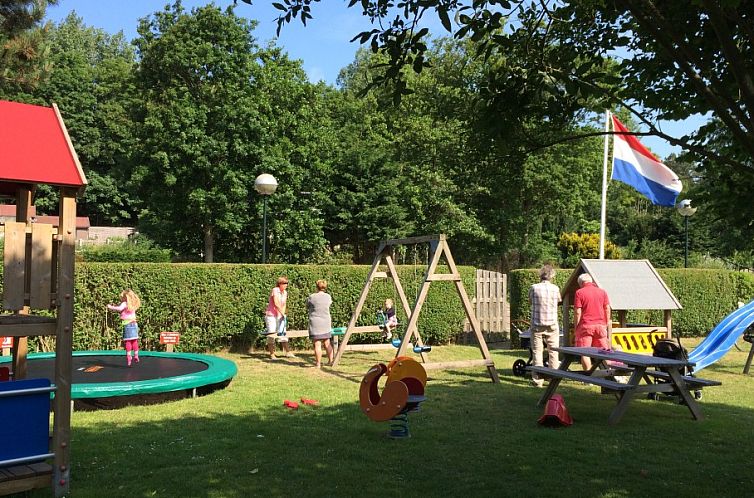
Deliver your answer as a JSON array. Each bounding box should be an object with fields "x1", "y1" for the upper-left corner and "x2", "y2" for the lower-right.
[
  {"x1": 561, "y1": 259, "x2": 682, "y2": 353},
  {"x1": 0, "y1": 100, "x2": 87, "y2": 497}
]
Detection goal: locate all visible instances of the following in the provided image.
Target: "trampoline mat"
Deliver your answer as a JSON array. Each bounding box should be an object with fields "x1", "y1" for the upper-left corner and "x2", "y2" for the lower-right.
[{"x1": 25, "y1": 355, "x2": 209, "y2": 384}]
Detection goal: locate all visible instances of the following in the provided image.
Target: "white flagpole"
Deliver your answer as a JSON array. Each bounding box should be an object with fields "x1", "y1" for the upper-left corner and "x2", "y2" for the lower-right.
[{"x1": 599, "y1": 110, "x2": 610, "y2": 259}]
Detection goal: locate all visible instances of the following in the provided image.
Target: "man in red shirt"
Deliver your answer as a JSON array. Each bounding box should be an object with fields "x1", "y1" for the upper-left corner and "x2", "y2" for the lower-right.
[{"x1": 573, "y1": 273, "x2": 612, "y2": 370}]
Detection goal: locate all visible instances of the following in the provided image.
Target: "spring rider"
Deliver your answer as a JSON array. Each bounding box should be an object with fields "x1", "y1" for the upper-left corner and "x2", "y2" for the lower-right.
[{"x1": 359, "y1": 356, "x2": 427, "y2": 438}]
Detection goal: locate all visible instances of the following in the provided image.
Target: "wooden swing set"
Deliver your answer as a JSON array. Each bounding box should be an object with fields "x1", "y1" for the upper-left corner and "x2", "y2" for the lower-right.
[{"x1": 332, "y1": 234, "x2": 499, "y2": 383}]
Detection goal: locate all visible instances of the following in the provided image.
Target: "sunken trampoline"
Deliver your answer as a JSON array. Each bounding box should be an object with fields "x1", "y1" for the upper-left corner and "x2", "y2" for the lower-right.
[{"x1": 0, "y1": 351, "x2": 237, "y2": 410}]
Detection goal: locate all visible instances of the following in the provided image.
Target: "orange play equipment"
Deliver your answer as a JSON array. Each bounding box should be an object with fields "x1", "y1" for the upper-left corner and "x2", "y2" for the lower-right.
[{"x1": 359, "y1": 357, "x2": 427, "y2": 437}]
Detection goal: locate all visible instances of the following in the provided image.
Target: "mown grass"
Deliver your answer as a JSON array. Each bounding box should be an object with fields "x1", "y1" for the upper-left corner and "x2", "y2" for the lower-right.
[{"x1": 25, "y1": 340, "x2": 754, "y2": 497}]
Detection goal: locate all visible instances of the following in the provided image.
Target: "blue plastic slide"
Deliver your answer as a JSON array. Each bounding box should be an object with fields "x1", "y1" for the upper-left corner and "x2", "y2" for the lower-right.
[{"x1": 687, "y1": 299, "x2": 754, "y2": 372}]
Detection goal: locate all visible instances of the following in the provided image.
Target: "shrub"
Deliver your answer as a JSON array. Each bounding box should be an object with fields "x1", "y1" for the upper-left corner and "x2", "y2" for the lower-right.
[
  {"x1": 78, "y1": 236, "x2": 173, "y2": 263},
  {"x1": 557, "y1": 232, "x2": 620, "y2": 267},
  {"x1": 57, "y1": 263, "x2": 475, "y2": 352}
]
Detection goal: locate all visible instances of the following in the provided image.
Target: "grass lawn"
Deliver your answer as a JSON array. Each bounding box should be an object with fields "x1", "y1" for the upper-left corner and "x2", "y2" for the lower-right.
[{"x1": 25, "y1": 340, "x2": 754, "y2": 497}]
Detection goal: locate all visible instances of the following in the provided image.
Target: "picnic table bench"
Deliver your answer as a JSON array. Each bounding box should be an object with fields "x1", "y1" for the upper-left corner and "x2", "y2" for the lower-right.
[{"x1": 528, "y1": 347, "x2": 721, "y2": 425}]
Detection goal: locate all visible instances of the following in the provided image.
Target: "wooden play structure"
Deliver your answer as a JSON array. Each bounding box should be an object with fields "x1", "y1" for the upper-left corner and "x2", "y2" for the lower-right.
[
  {"x1": 0, "y1": 100, "x2": 87, "y2": 497},
  {"x1": 561, "y1": 259, "x2": 682, "y2": 352},
  {"x1": 333, "y1": 234, "x2": 499, "y2": 383}
]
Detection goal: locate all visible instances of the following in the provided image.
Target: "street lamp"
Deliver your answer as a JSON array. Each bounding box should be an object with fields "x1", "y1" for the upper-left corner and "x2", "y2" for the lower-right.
[
  {"x1": 254, "y1": 173, "x2": 278, "y2": 263},
  {"x1": 677, "y1": 199, "x2": 697, "y2": 268}
]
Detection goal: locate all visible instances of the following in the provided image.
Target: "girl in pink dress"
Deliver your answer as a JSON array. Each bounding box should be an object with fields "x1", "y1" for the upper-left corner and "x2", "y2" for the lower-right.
[{"x1": 107, "y1": 289, "x2": 142, "y2": 367}]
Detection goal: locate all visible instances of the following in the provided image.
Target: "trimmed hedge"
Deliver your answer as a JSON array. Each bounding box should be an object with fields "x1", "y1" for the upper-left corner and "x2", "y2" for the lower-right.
[
  {"x1": 38, "y1": 263, "x2": 475, "y2": 352},
  {"x1": 510, "y1": 268, "x2": 754, "y2": 338}
]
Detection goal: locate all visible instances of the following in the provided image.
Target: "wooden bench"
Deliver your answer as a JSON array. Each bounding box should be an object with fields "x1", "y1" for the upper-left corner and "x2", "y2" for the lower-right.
[
  {"x1": 640, "y1": 370, "x2": 721, "y2": 388},
  {"x1": 527, "y1": 366, "x2": 633, "y2": 392},
  {"x1": 0, "y1": 463, "x2": 52, "y2": 496}
]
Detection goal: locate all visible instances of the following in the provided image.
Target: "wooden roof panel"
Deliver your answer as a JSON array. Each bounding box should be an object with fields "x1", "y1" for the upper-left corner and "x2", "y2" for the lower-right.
[{"x1": 563, "y1": 259, "x2": 681, "y2": 311}]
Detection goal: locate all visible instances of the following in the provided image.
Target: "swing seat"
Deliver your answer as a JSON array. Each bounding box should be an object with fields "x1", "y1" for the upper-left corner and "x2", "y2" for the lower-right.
[
  {"x1": 413, "y1": 345, "x2": 431, "y2": 354},
  {"x1": 391, "y1": 338, "x2": 402, "y2": 348}
]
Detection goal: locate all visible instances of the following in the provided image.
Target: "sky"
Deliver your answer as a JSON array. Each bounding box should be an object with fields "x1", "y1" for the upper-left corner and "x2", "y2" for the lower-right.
[{"x1": 44, "y1": 0, "x2": 698, "y2": 160}]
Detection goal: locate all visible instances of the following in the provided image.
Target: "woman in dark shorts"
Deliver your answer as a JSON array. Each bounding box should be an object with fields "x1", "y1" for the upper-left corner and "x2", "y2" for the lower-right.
[{"x1": 307, "y1": 279, "x2": 334, "y2": 368}]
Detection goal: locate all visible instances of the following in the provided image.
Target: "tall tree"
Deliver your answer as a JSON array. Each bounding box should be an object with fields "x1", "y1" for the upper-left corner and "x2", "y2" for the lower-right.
[
  {"x1": 259, "y1": 1, "x2": 754, "y2": 173},
  {"x1": 0, "y1": 0, "x2": 57, "y2": 89},
  {"x1": 134, "y1": 2, "x2": 326, "y2": 263},
  {"x1": 1, "y1": 13, "x2": 139, "y2": 225}
]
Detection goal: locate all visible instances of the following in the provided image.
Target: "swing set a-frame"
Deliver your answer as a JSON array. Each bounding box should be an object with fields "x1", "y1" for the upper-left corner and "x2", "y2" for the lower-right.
[{"x1": 332, "y1": 234, "x2": 500, "y2": 383}]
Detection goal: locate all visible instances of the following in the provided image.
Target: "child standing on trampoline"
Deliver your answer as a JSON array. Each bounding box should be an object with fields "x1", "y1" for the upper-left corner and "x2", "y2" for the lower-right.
[{"x1": 107, "y1": 289, "x2": 142, "y2": 367}]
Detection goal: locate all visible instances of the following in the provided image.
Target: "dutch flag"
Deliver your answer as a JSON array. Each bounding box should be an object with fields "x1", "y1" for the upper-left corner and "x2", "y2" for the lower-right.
[{"x1": 611, "y1": 115, "x2": 682, "y2": 207}]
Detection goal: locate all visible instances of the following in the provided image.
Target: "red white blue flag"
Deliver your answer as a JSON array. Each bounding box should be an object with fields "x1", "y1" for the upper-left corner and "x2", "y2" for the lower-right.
[{"x1": 611, "y1": 115, "x2": 682, "y2": 207}]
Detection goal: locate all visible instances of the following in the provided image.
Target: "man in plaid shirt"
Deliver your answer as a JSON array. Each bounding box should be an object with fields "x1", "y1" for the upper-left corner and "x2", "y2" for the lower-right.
[{"x1": 528, "y1": 264, "x2": 562, "y2": 387}]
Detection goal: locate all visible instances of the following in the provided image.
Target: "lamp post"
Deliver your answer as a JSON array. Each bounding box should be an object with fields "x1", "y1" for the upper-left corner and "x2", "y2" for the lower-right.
[
  {"x1": 677, "y1": 199, "x2": 697, "y2": 268},
  {"x1": 254, "y1": 173, "x2": 278, "y2": 263}
]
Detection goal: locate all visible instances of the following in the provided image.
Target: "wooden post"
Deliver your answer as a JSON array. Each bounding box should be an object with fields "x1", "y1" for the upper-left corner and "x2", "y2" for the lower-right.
[
  {"x1": 331, "y1": 243, "x2": 386, "y2": 366},
  {"x1": 53, "y1": 189, "x2": 75, "y2": 498},
  {"x1": 664, "y1": 310, "x2": 672, "y2": 339},
  {"x1": 11, "y1": 186, "x2": 32, "y2": 380},
  {"x1": 440, "y1": 239, "x2": 499, "y2": 382},
  {"x1": 562, "y1": 294, "x2": 571, "y2": 346}
]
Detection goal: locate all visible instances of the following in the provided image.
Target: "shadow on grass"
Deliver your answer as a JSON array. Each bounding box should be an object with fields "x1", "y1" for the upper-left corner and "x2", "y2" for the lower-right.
[{"x1": 30, "y1": 366, "x2": 754, "y2": 498}]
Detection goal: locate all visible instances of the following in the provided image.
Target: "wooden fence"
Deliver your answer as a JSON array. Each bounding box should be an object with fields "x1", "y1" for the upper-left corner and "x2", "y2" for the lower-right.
[{"x1": 463, "y1": 270, "x2": 508, "y2": 342}]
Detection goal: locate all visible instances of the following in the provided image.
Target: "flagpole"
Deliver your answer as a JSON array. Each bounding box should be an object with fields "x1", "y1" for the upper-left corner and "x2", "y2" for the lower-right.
[{"x1": 599, "y1": 110, "x2": 610, "y2": 259}]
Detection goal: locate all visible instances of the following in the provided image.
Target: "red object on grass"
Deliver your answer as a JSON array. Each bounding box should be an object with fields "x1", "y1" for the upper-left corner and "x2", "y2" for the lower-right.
[
  {"x1": 283, "y1": 400, "x2": 299, "y2": 409},
  {"x1": 300, "y1": 398, "x2": 319, "y2": 406},
  {"x1": 538, "y1": 394, "x2": 573, "y2": 427}
]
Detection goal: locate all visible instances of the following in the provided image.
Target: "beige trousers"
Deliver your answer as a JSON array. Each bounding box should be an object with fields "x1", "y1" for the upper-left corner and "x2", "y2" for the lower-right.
[{"x1": 531, "y1": 323, "x2": 560, "y2": 380}]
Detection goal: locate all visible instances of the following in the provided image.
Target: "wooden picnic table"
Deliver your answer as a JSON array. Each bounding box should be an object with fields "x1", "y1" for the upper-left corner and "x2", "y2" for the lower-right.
[{"x1": 528, "y1": 346, "x2": 721, "y2": 425}]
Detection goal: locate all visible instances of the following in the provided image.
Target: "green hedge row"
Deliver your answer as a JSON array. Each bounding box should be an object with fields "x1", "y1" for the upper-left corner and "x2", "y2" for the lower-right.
[
  {"x1": 34, "y1": 263, "x2": 475, "y2": 352},
  {"x1": 509, "y1": 268, "x2": 754, "y2": 338}
]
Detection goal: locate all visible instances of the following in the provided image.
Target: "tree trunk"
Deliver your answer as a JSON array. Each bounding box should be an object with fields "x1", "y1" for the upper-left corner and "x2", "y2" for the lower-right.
[{"x1": 204, "y1": 224, "x2": 214, "y2": 263}]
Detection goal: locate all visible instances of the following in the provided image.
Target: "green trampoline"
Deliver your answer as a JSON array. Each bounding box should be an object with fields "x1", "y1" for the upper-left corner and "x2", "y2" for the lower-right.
[{"x1": 0, "y1": 350, "x2": 237, "y2": 410}]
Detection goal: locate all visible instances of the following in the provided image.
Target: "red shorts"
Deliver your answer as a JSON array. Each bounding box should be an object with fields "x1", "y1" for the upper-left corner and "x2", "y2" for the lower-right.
[{"x1": 575, "y1": 324, "x2": 609, "y2": 349}]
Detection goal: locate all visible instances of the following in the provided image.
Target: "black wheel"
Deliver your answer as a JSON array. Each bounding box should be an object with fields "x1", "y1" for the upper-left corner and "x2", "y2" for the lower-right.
[
  {"x1": 647, "y1": 393, "x2": 659, "y2": 401},
  {"x1": 512, "y1": 359, "x2": 527, "y2": 377},
  {"x1": 694, "y1": 390, "x2": 703, "y2": 400}
]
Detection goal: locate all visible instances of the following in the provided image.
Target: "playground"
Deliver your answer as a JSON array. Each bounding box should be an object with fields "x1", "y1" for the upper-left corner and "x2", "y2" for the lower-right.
[{"x1": 14, "y1": 342, "x2": 754, "y2": 498}]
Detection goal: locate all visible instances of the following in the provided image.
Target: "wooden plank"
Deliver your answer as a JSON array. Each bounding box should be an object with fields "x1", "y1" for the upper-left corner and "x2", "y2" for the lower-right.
[
  {"x1": 53, "y1": 103, "x2": 88, "y2": 190},
  {"x1": 3, "y1": 222, "x2": 27, "y2": 310},
  {"x1": 344, "y1": 343, "x2": 396, "y2": 351},
  {"x1": 0, "y1": 474, "x2": 52, "y2": 495},
  {"x1": 382, "y1": 234, "x2": 444, "y2": 246},
  {"x1": 53, "y1": 189, "x2": 76, "y2": 498},
  {"x1": 29, "y1": 223, "x2": 54, "y2": 310},
  {"x1": 0, "y1": 321, "x2": 57, "y2": 337},
  {"x1": 371, "y1": 271, "x2": 388, "y2": 279},
  {"x1": 527, "y1": 366, "x2": 632, "y2": 391},
  {"x1": 641, "y1": 370, "x2": 721, "y2": 387},
  {"x1": 425, "y1": 273, "x2": 461, "y2": 281},
  {"x1": 422, "y1": 359, "x2": 495, "y2": 370},
  {"x1": 612, "y1": 327, "x2": 668, "y2": 334}
]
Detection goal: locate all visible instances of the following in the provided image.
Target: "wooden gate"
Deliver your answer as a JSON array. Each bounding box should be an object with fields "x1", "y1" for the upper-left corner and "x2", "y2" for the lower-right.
[{"x1": 464, "y1": 270, "x2": 508, "y2": 341}]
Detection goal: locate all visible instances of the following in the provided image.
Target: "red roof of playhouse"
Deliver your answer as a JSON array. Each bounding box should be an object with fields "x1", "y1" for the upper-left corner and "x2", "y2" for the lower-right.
[{"x1": 0, "y1": 100, "x2": 87, "y2": 192}]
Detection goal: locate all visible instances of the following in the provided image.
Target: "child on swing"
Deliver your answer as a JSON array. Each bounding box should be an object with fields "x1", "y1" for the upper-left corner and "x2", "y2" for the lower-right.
[
  {"x1": 382, "y1": 298, "x2": 399, "y2": 341},
  {"x1": 107, "y1": 289, "x2": 141, "y2": 367}
]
